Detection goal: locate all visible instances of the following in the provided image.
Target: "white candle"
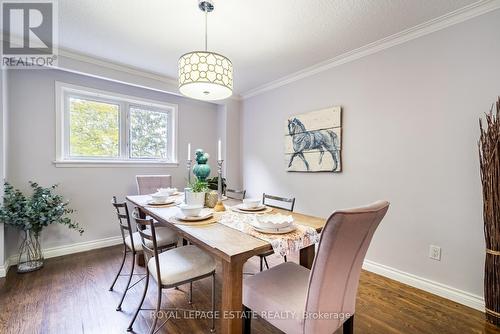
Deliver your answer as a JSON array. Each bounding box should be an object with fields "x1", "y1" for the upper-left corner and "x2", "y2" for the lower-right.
[
  {"x1": 187, "y1": 143, "x2": 191, "y2": 159},
  {"x1": 218, "y1": 139, "x2": 222, "y2": 161}
]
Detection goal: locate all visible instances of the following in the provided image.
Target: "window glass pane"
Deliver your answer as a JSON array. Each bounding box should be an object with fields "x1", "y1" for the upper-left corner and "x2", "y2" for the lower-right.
[
  {"x1": 69, "y1": 97, "x2": 120, "y2": 158},
  {"x1": 129, "y1": 107, "x2": 168, "y2": 159}
]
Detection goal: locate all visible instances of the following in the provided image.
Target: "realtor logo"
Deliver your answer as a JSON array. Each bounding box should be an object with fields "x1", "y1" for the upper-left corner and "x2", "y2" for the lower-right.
[{"x1": 2, "y1": 0, "x2": 58, "y2": 68}]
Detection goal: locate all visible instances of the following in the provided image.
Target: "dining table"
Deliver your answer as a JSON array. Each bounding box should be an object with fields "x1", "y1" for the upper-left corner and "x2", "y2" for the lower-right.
[{"x1": 126, "y1": 194, "x2": 326, "y2": 334}]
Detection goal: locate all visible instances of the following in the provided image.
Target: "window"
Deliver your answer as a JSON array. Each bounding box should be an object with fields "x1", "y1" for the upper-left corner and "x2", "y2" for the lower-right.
[{"x1": 55, "y1": 82, "x2": 178, "y2": 167}]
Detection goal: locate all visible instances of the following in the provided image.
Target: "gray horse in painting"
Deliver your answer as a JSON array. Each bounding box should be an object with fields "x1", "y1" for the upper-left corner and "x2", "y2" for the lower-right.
[{"x1": 287, "y1": 118, "x2": 340, "y2": 171}]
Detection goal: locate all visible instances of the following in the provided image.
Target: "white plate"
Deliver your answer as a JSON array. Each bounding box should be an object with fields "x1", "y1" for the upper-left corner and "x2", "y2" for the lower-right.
[
  {"x1": 236, "y1": 204, "x2": 267, "y2": 212},
  {"x1": 175, "y1": 209, "x2": 214, "y2": 221},
  {"x1": 251, "y1": 224, "x2": 297, "y2": 234},
  {"x1": 147, "y1": 198, "x2": 176, "y2": 206}
]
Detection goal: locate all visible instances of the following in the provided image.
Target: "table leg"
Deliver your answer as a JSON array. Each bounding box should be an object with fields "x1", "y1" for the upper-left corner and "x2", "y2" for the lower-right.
[
  {"x1": 300, "y1": 244, "x2": 315, "y2": 269},
  {"x1": 220, "y1": 259, "x2": 244, "y2": 334}
]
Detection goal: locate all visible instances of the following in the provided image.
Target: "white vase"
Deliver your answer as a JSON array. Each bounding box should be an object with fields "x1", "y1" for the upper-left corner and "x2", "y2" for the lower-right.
[{"x1": 185, "y1": 191, "x2": 206, "y2": 206}]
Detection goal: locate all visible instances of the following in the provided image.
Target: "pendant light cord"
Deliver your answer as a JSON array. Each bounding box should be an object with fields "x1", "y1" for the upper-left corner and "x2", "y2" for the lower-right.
[{"x1": 205, "y1": 9, "x2": 208, "y2": 51}]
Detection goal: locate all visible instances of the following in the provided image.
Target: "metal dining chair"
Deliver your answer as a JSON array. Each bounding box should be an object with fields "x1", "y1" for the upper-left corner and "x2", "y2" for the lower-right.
[
  {"x1": 226, "y1": 188, "x2": 246, "y2": 200},
  {"x1": 258, "y1": 193, "x2": 296, "y2": 271},
  {"x1": 108, "y1": 197, "x2": 178, "y2": 311},
  {"x1": 243, "y1": 201, "x2": 390, "y2": 334},
  {"x1": 136, "y1": 175, "x2": 172, "y2": 195},
  {"x1": 127, "y1": 214, "x2": 216, "y2": 334}
]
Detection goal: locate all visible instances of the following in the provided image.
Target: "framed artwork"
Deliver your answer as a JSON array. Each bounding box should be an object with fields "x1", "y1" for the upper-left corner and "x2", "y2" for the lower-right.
[{"x1": 285, "y1": 106, "x2": 342, "y2": 172}]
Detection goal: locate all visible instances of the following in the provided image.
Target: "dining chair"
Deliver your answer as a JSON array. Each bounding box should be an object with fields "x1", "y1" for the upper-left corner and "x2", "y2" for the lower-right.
[
  {"x1": 108, "y1": 197, "x2": 178, "y2": 311},
  {"x1": 226, "y1": 188, "x2": 246, "y2": 200},
  {"x1": 258, "y1": 193, "x2": 296, "y2": 271},
  {"x1": 242, "y1": 200, "x2": 390, "y2": 334},
  {"x1": 136, "y1": 175, "x2": 172, "y2": 195},
  {"x1": 127, "y1": 214, "x2": 216, "y2": 333}
]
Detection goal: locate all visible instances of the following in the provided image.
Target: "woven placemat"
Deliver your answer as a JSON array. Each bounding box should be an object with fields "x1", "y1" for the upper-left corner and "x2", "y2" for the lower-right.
[{"x1": 229, "y1": 206, "x2": 273, "y2": 214}]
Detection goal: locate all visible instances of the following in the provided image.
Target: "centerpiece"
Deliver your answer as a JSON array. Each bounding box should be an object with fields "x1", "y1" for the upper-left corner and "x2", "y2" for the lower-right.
[{"x1": 0, "y1": 182, "x2": 84, "y2": 273}]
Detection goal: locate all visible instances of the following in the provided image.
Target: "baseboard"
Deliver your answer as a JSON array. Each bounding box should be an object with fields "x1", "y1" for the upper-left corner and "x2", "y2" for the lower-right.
[
  {"x1": 363, "y1": 259, "x2": 485, "y2": 312},
  {"x1": 1, "y1": 235, "x2": 122, "y2": 277}
]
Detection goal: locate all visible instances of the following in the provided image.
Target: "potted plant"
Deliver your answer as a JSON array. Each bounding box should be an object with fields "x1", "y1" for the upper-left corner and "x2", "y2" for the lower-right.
[
  {"x1": 185, "y1": 178, "x2": 209, "y2": 206},
  {"x1": 0, "y1": 182, "x2": 84, "y2": 273},
  {"x1": 207, "y1": 176, "x2": 227, "y2": 195}
]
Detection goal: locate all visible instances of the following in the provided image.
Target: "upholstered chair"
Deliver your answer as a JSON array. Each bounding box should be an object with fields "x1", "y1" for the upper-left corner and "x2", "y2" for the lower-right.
[
  {"x1": 243, "y1": 201, "x2": 390, "y2": 334},
  {"x1": 136, "y1": 175, "x2": 172, "y2": 195},
  {"x1": 127, "y1": 214, "x2": 216, "y2": 334},
  {"x1": 108, "y1": 197, "x2": 178, "y2": 311}
]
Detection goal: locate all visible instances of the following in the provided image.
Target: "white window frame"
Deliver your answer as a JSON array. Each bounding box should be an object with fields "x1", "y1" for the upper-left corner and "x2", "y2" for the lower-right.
[{"x1": 55, "y1": 82, "x2": 178, "y2": 168}]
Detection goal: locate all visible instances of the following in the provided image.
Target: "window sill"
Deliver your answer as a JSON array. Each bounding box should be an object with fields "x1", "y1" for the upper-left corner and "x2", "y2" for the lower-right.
[{"x1": 53, "y1": 160, "x2": 179, "y2": 168}]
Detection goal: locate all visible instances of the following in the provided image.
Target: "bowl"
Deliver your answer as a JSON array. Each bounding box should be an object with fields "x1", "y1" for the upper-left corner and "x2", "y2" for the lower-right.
[
  {"x1": 179, "y1": 204, "x2": 203, "y2": 217},
  {"x1": 255, "y1": 214, "x2": 293, "y2": 229},
  {"x1": 150, "y1": 193, "x2": 171, "y2": 204},
  {"x1": 242, "y1": 198, "x2": 261, "y2": 209},
  {"x1": 157, "y1": 187, "x2": 177, "y2": 196}
]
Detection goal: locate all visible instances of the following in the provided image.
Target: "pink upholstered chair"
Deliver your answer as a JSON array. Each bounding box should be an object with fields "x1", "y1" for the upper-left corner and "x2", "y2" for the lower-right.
[
  {"x1": 243, "y1": 200, "x2": 390, "y2": 334},
  {"x1": 136, "y1": 175, "x2": 172, "y2": 195}
]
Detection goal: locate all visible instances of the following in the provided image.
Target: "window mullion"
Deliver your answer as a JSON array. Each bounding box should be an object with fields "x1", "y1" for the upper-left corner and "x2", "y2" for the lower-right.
[{"x1": 121, "y1": 102, "x2": 129, "y2": 160}]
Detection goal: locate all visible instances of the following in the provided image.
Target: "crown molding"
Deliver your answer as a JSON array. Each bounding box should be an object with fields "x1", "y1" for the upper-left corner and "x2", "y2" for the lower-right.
[
  {"x1": 57, "y1": 49, "x2": 179, "y2": 86},
  {"x1": 241, "y1": 0, "x2": 500, "y2": 100}
]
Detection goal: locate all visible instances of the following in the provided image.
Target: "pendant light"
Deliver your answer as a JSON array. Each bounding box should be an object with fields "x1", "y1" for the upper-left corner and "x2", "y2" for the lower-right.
[{"x1": 178, "y1": 0, "x2": 233, "y2": 101}]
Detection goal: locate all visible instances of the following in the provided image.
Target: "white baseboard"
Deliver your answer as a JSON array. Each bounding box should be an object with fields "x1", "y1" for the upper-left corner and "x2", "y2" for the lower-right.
[
  {"x1": 363, "y1": 259, "x2": 485, "y2": 312},
  {"x1": 1, "y1": 235, "x2": 122, "y2": 277}
]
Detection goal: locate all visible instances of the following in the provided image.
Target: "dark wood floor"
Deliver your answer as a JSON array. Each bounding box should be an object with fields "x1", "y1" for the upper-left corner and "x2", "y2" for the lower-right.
[{"x1": 0, "y1": 246, "x2": 498, "y2": 334}]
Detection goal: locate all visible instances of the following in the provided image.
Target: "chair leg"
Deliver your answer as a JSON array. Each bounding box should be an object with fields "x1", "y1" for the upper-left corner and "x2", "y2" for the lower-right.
[
  {"x1": 263, "y1": 256, "x2": 269, "y2": 270},
  {"x1": 109, "y1": 246, "x2": 127, "y2": 291},
  {"x1": 259, "y1": 256, "x2": 264, "y2": 272},
  {"x1": 283, "y1": 255, "x2": 287, "y2": 262},
  {"x1": 210, "y1": 273, "x2": 216, "y2": 333},
  {"x1": 189, "y1": 281, "x2": 193, "y2": 305},
  {"x1": 243, "y1": 306, "x2": 252, "y2": 334},
  {"x1": 149, "y1": 285, "x2": 162, "y2": 334},
  {"x1": 343, "y1": 315, "x2": 354, "y2": 334},
  {"x1": 127, "y1": 269, "x2": 150, "y2": 331},
  {"x1": 117, "y1": 250, "x2": 135, "y2": 311}
]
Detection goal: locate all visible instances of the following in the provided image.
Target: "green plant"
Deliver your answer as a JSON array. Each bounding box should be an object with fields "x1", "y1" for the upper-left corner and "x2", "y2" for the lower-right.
[
  {"x1": 0, "y1": 182, "x2": 84, "y2": 237},
  {"x1": 188, "y1": 178, "x2": 209, "y2": 193},
  {"x1": 207, "y1": 176, "x2": 226, "y2": 193}
]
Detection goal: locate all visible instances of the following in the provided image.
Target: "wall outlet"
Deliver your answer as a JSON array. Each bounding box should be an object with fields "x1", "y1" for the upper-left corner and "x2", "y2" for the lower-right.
[{"x1": 429, "y1": 245, "x2": 441, "y2": 261}]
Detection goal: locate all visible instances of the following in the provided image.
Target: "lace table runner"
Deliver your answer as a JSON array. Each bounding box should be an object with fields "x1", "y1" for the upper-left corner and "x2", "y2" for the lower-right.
[{"x1": 218, "y1": 211, "x2": 320, "y2": 257}]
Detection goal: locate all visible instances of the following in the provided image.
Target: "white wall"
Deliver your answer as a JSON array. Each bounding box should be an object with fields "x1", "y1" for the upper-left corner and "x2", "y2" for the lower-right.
[
  {"x1": 5, "y1": 68, "x2": 218, "y2": 257},
  {"x1": 217, "y1": 99, "x2": 242, "y2": 189},
  {"x1": 241, "y1": 9, "x2": 500, "y2": 298}
]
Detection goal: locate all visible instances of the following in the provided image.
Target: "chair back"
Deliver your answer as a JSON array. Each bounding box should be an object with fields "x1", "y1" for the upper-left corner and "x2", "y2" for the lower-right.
[
  {"x1": 262, "y1": 193, "x2": 295, "y2": 211},
  {"x1": 304, "y1": 201, "x2": 390, "y2": 334},
  {"x1": 133, "y1": 213, "x2": 162, "y2": 283},
  {"x1": 136, "y1": 175, "x2": 172, "y2": 195},
  {"x1": 111, "y1": 196, "x2": 136, "y2": 253},
  {"x1": 226, "y1": 188, "x2": 246, "y2": 200}
]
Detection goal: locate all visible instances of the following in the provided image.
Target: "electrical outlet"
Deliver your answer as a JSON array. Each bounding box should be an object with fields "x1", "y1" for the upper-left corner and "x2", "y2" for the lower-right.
[{"x1": 429, "y1": 245, "x2": 441, "y2": 261}]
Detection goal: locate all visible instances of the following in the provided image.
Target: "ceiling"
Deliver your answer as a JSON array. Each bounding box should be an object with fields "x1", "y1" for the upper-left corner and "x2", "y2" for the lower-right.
[{"x1": 58, "y1": 0, "x2": 478, "y2": 95}]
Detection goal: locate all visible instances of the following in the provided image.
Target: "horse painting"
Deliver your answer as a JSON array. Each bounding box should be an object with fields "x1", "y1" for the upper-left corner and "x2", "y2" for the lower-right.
[{"x1": 285, "y1": 107, "x2": 342, "y2": 172}]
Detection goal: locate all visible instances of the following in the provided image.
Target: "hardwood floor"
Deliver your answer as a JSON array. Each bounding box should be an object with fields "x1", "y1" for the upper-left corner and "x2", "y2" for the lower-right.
[{"x1": 0, "y1": 246, "x2": 498, "y2": 334}]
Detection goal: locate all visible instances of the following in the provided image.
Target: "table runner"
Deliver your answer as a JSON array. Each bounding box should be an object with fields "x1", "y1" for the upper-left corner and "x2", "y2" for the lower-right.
[{"x1": 218, "y1": 211, "x2": 320, "y2": 256}]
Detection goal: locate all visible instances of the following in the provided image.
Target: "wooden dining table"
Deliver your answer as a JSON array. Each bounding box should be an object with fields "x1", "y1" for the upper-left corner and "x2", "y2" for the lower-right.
[{"x1": 126, "y1": 195, "x2": 326, "y2": 334}]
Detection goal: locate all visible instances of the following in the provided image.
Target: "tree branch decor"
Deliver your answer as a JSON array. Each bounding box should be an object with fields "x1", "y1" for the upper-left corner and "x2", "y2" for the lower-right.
[{"x1": 479, "y1": 97, "x2": 500, "y2": 326}]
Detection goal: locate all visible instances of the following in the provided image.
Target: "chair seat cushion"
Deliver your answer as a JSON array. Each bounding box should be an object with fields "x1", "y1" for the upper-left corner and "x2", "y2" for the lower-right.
[
  {"x1": 243, "y1": 262, "x2": 310, "y2": 334},
  {"x1": 148, "y1": 245, "x2": 216, "y2": 286},
  {"x1": 124, "y1": 227, "x2": 177, "y2": 252}
]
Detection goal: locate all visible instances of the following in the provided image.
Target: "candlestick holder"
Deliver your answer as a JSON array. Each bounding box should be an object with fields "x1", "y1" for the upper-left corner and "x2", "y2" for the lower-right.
[
  {"x1": 186, "y1": 159, "x2": 193, "y2": 185},
  {"x1": 214, "y1": 159, "x2": 226, "y2": 212}
]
